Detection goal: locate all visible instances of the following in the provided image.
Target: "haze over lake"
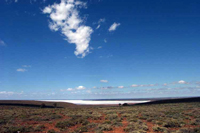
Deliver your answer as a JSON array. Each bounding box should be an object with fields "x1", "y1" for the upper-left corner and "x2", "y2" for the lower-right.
[{"x1": 40, "y1": 99, "x2": 150, "y2": 105}]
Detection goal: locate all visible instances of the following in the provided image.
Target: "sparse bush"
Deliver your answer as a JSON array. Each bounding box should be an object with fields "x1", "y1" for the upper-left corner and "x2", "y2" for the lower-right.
[
  {"x1": 162, "y1": 119, "x2": 184, "y2": 128},
  {"x1": 47, "y1": 129, "x2": 56, "y2": 133},
  {"x1": 53, "y1": 103, "x2": 57, "y2": 108},
  {"x1": 40, "y1": 103, "x2": 46, "y2": 108},
  {"x1": 123, "y1": 103, "x2": 129, "y2": 106},
  {"x1": 1, "y1": 125, "x2": 34, "y2": 133},
  {"x1": 34, "y1": 124, "x2": 45, "y2": 132},
  {"x1": 96, "y1": 124, "x2": 113, "y2": 132},
  {"x1": 75, "y1": 126, "x2": 88, "y2": 133},
  {"x1": 153, "y1": 125, "x2": 168, "y2": 132}
]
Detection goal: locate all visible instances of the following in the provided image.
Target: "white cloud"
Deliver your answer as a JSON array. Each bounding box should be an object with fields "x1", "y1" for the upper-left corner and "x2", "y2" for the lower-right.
[
  {"x1": 97, "y1": 46, "x2": 102, "y2": 49},
  {"x1": 43, "y1": 0, "x2": 93, "y2": 58},
  {"x1": 131, "y1": 84, "x2": 139, "y2": 87},
  {"x1": 16, "y1": 68, "x2": 27, "y2": 72},
  {"x1": 163, "y1": 83, "x2": 168, "y2": 86},
  {"x1": 100, "y1": 80, "x2": 108, "y2": 83},
  {"x1": 15, "y1": 0, "x2": 18, "y2": 2},
  {"x1": 104, "y1": 39, "x2": 107, "y2": 43},
  {"x1": 96, "y1": 25, "x2": 100, "y2": 29},
  {"x1": 0, "y1": 91, "x2": 14, "y2": 95},
  {"x1": 98, "y1": 18, "x2": 105, "y2": 23},
  {"x1": 67, "y1": 88, "x2": 73, "y2": 91},
  {"x1": 118, "y1": 86, "x2": 124, "y2": 89},
  {"x1": 22, "y1": 65, "x2": 31, "y2": 68},
  {"x1": 95, "y1": 18, "x2": 105, "y2": 29},
  {"x1": 109, "y1": 22, "x2": 120, "y2": 32},
  {"x1": 0, "y1": 39, "x2": 6, "y2": 46},
  {"x1": 87, "y1": 90, "x2": 91, "y2": 93},
  {"x1": 76, "y1": 86, "x2": 86, "y2": 90},
  {"x1": 43, "y1": 6, "x2": 52, "y2": 14},
  {"x1": 178, "y1": 80, "x2": 187, "y2": 84},
  {"x1": 0, "y1": 91, "x2": 23, "y2": 95}
]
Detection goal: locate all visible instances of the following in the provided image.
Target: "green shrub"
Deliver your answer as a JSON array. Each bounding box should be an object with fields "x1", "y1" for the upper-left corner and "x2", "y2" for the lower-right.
[
  {"x1": 162, "y1": 119, "x2": 184, "y2": 128},
  {"x1": 96, "y1": 124, "x2": 113, "y2": 132},
  {"x1": 34, "y1": 124, "x2": 45, "y2": 132},
  {"x1": 175, "y1": 127, "x2": 200, "y2": 133},
  {"x1": 47, "y1": 129, "x2": 56, "y2": 133},
  {"x1": 56, "y1": 120, "x2": 75, "y2": 129},
  {"x1": 74, "y1": 126, "x2": 88, "y2": 133},
  {"x1": 1, "y1": 125, "x2": 34, "y2": 133},
  {"x1": 153, "y1": 125, "x2": 168, "y2": 132}
]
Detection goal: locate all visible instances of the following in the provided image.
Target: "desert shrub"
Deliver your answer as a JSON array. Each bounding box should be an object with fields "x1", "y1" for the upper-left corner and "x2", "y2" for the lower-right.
[
  {"x1": 103, "y1": 120, "x2": 112, "y2": 124},
  {"x1": 153, "y1": 120, "x2": 163, "y2": 125},
  {"x1": 106, "y1": 114, "x2": 118, "y2": 120},
  {"x1": 1, "y1": 125, "x2": 34, "y2": 133},
  {"x1": 121, "y1": 113, "x2": 132, "y2": 118},
  {"x1": 175, "y1": 127, "x2": 200, "y2": 133},
  {"x1": 190, "y1": 118, "x2": 200, "y2": 125},
  {"x1": 96, "y1": 124, "x2": 113, "y2": 132},
  {"x1": 123, "y1": 103, "x2": 129, "y2": 106},
  {"x1": 34, "y1": 124, "x2": 45, "y2": 132},
  {"x1": 56, "y1": 120, "x2": 75, "y2": 129},
  {"x1": 0, "y1": 119, "x2": 6, "y2": 125},
  {"x1": 128, "y1": 117, "x2": 138, "y2": 122},
  {"x1": 112, "y1": 121, "x2": 123, "y2": 127},
  {"x1": 47, "y1": 129, "x2": 56, "y2": 133},
  {"x1": 56, "y1": 117, "x2": 89, "y2": 129},
  {"x1": 124, "y1": 121, "x2": 148, "y2": 132},
  {"x1": 86, "y1": 123, "x2": 97, "y2": 129},
  {"x1": 40, "y1": 103, "x2": 46, "y2": 108},
  {"x1": 162, "y1": 119, "x2": 184, "y2": 128},
  {"x1": 28, "y1": 115, "x2": 49, "y2": 121},
  {"x1": 153, "y1": 125, "x2": 168, "y2": 132},
  {"x1": 74, "y1": 126, "x2": 88, "y2": 133},
  {"x1": 53, "y1": 103, "x2": 57, "y2": 108},
  {"x1": 48, "y1": 114, "x2": 62, "y2": 120}
]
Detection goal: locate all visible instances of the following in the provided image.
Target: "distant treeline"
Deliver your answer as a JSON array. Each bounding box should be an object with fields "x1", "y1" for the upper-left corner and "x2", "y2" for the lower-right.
[
  {"x1": 0, "y1": 100, "x2": 76, "y2": 108},
  {"x1": 135, "y1": 97, "x2": 200, "y2": 105}
]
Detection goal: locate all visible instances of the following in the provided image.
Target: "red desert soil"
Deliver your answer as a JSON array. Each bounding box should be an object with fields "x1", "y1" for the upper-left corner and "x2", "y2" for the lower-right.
[
  {"x1": 104, "y1": 113, "x2": 128, "y2": 133},
  {"x1": 143, "y1": 120, "x2": 155, "y2": 133},
  {"x1": 103, "y1": 118, "x2": 128, "y2": 133},
  {"x1": 139, "y1": 113, "x2": 155, "y2": 133},
  {"x1": 88, "y1": 113, "x2": 106, "y2": 123},
  {"x1": 37, "y1": 113, "x2": 70, "y2": 133}
]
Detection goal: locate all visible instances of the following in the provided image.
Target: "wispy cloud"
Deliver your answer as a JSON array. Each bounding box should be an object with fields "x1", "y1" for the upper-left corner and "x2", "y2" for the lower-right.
[
  {"x1": 104, "y1": 39, "x2": 107, "y2": 43},
  {"x1": 0, "y1": 39, "x2": 6, "y2": 46},
  {"x1": 43, "y1": 0, "x2": 93, "y2": 58},
  {"x1": 96, "y1": 25, "x2": 101, "y2": 29},
  {"x1": 118, "y1": 86, "x2": 124, "y2": 89},
  {"x1": 0, "y1": 91, "x2": 23, "y2": 95},
  {"x1": 109, "y1": 22, "x2": 120, "y2": 32},
  {"x1": 16, "y1": 68, "x2": 27, "y2": 72},
  {"x1": 96, "y1": 18, "x2": 105, "y2": 29},
  {"x1": 100, "y1": 80, "x2": 108, "y2": 83},
  {"x1": 67, "y1": 88, "x2": 73, "y2": 91},
  {"x1": 131, "y1": 84, "x2": 139, "y2": 87},
  {"x1": 22, "y1": 65, "x2": 31, "y2": 68}
]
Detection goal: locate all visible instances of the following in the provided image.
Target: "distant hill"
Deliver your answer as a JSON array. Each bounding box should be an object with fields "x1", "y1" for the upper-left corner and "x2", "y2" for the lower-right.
[
  {"x1": 0, "y1": 100, "x2": 76, "y2": 108},
  {"x1": 135, "y1": 97, "x2": 200, "y2": 105}
]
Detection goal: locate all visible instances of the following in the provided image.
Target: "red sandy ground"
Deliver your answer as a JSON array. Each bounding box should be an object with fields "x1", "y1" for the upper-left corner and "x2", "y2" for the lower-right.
[{"x1": 14, "y1": 108, "x2": 200, "y2": 133}]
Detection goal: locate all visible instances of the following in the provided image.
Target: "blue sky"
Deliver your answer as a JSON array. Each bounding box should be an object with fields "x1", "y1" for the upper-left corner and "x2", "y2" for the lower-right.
[{"x1": 0, "y1": 0, "x2": 200, "y2": 99}]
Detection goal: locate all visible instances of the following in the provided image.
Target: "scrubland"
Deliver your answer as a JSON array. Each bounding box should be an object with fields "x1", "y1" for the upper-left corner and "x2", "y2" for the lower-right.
[{"x1": 0, "y1": 102, "x2": 200, "y2": 133}]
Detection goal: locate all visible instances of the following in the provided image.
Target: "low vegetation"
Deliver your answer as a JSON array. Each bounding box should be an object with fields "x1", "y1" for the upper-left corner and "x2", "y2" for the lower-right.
[{"x1": 0, "y1": 101, "x2": 200, "y2": 133}]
